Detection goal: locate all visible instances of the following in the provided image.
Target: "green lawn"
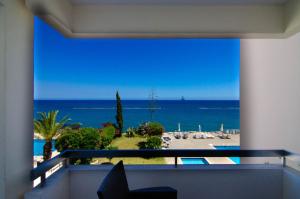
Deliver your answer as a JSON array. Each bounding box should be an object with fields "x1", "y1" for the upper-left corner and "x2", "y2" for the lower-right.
[
  {"x1": 93, "y1": 135, "x2": 166, "y2": 165},
  {"x1": 112, "y1": 136, "x2": 146, "y2": 149}
]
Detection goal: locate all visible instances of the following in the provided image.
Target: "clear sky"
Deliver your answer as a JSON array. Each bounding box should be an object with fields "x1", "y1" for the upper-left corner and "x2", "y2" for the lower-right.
[{"x1": 34, "y1": 17, "x2": 240, "y2": 100}]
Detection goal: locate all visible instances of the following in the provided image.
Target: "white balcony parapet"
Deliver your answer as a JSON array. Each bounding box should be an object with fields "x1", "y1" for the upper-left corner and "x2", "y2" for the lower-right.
[
  {"x1": 25, "y1": 149, "x2": 300, "y2": 199},
  {"x1": 25, "y1": 163, "x2": 300, "y2": 199}
]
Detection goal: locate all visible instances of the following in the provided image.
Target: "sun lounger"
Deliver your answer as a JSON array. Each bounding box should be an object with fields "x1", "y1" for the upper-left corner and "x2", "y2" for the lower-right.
[
  {"x1": 206, "y1": 134, "x2": 215, "y2": 139},
  {"x1": 193, "y1": 134, "x2": 203, "y2": 139},
  {"x1": 219, "y1": 134, "x2": 230, "y2": 139},
  {"x1": 162, "y1": 137, "x2": 171, "y2": 142},
  {"x1": 174, "y1": 133, "x2": 181, "y2": 139},
  {"x1": 183, "y1": 134, "x2": 188, "y2": 139}
]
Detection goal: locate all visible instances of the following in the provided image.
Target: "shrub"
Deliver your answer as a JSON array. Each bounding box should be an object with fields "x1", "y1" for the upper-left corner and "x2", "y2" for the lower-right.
[
  {"x1": 55, "y1": 128, "x2": 101, "y2": 164},
  {"x1": 68, "y1": 123, "x2": 81, "y2": 130},
  {"x1": 147, "y1": 122, "x2": 164, "y2": 136},
  {"x1": 100, "y1": 126, "x2": 115, "y2": 148},
  {"x1": 125, "y1": 127, "x2": 136, "y2": 137},
  {"x1": 137, "y1": 122, "x2": 164, "y2": 137},
  {"x1": 101, "y1": 122, "x2": 121, "y2": 137},
  {"x1": 101, "y1": 122, "x2": 115, "y2": 128},
  {"x1": 136, "y1": 123, "x2": 148, "y2": 136},
  {"x1": 139, "y1": 136, "x2": 162, "y2": 149},
  {"x1": 79, "y1": 128, "x2": 102, "y2": 149}
]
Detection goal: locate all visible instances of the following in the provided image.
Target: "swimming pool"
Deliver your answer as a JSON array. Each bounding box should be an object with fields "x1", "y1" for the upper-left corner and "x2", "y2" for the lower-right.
[
  {"x1": 34, "y1": 139, "x2": 55, "y2": 156},
  {"x1": 181, "y1": 158, "x2": 209, "y2": 165},
  {"x1": 214, "y1": 146, "x2": 240, "y2": 150},
  {"x1": 214, "y1": 145, "x2": 240, "y2": 164}
]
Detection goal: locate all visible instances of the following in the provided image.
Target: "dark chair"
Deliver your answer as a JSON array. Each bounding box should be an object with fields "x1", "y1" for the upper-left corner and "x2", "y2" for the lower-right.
[{"x1": 97, "y1": 161, "x2": 177, "y2": 199}]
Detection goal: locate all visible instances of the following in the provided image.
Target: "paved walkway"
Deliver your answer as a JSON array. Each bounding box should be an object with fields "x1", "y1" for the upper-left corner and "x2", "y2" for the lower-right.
[{"x1": 162, "y1": 132, "x2": 240, "y2": 165}]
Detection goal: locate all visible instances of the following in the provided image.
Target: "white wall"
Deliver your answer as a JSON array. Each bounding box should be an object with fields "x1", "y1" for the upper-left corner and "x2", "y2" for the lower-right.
[
  {"x1": 0, "y1": 0, "x2": 34, "y2": 198},
  {"x1": 240, "y1": 32, "x2": 300, "y2": 153},
  {"x1": 0, "y1": 3, "x2": 6, "y2": 199}
]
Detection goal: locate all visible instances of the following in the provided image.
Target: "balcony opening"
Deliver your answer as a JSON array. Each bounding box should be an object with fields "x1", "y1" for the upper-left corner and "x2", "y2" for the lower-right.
[{"x1": 33, "y1": 16, "x2": 240, "y2": 168}]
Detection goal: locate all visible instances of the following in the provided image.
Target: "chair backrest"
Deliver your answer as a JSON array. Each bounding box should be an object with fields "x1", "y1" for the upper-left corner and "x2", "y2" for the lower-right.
[{"x1": 97, "y1": 161, "x2": 130, "y2": 199}]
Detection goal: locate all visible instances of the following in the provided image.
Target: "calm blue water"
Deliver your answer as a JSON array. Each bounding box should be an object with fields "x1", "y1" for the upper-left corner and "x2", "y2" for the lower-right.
[
  {"x1": 181, "y1": 158, "x2": 209, "y2": 165},
  {"x1": 214, "y1": 146, "x2": 240, "y2": 164},
  {"x1": 34, "y1": 100, "x2": 239, "y2": 132},
  {"x1": 34, "y1": 140, "x2": 55, "y2": 156}
]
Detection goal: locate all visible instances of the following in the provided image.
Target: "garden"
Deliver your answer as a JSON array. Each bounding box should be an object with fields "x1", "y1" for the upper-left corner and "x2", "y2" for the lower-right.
[{"x1": 34, "y1": 92, "x2": 165, "y2": 165}]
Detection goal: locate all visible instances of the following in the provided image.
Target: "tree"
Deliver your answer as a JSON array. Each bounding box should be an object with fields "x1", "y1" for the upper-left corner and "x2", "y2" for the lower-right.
[
  {"x1": 146, "y1": 122, "x2": 164, "y2": 136},
  {"x1": 55, "y1": 128, "x2": 101, "y2": 164},
  {"x1": 100, "y1": 126, "x2": 116, "y2": 148},
  {"x1": 115, "y1": 91, "x2": 123, "y2": 136},
  {"x1": 148, "y1": 89, "x2": 158, "y2": 121},
  {"x1": 34, "y1": 111, "x2": 70, "y2": 161}
]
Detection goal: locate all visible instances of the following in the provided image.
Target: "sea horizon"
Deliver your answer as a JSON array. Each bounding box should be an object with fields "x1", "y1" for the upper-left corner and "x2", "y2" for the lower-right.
[{"x1": 34, "y1": 99, "x2": 240, "y2": 132}]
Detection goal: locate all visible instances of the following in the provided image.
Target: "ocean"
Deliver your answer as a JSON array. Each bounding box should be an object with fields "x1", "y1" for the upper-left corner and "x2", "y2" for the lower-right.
[{"x1": 34, "y1": 100, "x2": 240, "y2": 132}]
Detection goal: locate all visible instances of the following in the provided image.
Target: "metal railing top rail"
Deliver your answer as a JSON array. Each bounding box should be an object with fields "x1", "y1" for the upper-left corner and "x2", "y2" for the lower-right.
[
  {"x1": 61, "y1": 149, "x2": 291, "y2": 158},
  {"x1": 31, "y1": 155, "x2": 66, "y2": 181},
  {"x1": 31, "y1": 149, "x2": 293, "y2": 183}
]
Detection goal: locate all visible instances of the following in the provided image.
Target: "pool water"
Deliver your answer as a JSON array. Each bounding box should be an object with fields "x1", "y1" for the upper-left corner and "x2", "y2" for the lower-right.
[
  {"x1": 228, "y1": 157, "x2": 240, "y2": 164},
  {"x1": 34, "y1": 139, "x2": 55, "y2": 156},
  {"x1": 181, "y1": 158, "x2": 209, "y2": 165},
  {"x1": 214, "y1": 146, "x2": 240, "y2": 164},
  {"x1": 214, "y1": 146, "x2": 240, "y2": 150}
]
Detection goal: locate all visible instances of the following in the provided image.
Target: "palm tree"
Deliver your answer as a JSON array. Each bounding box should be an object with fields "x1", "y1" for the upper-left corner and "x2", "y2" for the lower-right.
[{"x1": 34, "y1": 110, "x2": 70, "y2": 161}]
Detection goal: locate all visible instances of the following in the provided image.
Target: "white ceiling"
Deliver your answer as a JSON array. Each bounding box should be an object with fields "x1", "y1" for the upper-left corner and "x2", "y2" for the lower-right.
[{"x1": 70, "y1": 0, "x2": 288, "y2": 5}]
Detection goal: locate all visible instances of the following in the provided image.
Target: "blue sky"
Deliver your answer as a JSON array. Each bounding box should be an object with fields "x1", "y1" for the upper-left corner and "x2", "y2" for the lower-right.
[{"x1": 34, "y1": 17, "x2": 240, "y2": 100}]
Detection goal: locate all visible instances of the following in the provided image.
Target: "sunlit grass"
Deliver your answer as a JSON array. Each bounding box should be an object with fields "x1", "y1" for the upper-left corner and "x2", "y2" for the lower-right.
[
  {"x1": 112, "y1": 136, "x2": 146, "y2": 149},
  {"x1": 93, "y1": 135, "x2": 165, "y2": 165}
]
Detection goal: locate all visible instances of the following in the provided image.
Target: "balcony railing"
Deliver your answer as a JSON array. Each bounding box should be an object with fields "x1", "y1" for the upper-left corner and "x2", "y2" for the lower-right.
[{"x1": 31, "y1": 149, "x2": 294, "y2": 186}]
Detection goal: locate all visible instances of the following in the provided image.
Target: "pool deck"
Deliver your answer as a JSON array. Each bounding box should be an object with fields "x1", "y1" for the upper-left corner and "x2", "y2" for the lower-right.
[{"x1": 163, "y1": 132, "x2": 240, "y2": 164}]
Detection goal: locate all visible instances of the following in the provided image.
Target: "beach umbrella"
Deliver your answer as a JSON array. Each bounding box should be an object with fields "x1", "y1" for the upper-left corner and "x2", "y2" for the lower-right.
[{"x1": 220, "y1": 123, "x2": 224, "y2": 132}]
